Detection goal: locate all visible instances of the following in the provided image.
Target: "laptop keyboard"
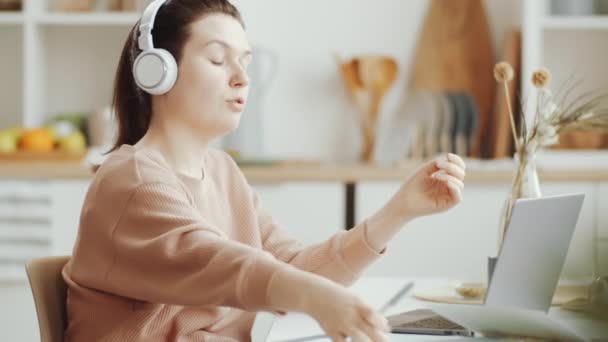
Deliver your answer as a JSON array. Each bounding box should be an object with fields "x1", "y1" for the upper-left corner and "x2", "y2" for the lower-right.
[{"x1": 395, "y1": 315, "x2": 466, "y2": 330}]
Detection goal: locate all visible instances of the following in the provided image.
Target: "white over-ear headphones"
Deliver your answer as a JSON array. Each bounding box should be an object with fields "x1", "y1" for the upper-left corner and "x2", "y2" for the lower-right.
[{"x1": 132, "y1": 0, "x2": 178, "y2": 95}]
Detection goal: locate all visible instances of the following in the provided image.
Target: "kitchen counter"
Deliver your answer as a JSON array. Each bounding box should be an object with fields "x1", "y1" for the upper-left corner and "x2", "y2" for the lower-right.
[{"x1": 1, "y1": 158, "x2": 607, "y2": 182}]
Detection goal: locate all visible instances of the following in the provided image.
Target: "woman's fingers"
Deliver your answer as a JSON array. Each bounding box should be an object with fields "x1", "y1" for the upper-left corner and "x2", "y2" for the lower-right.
[
  {"x1": 432, "y1": 171, "x2": 464, "y2": 190},
  {"x1": 436, "y1": 159, "x2": 465, "y2": 181},
  {"x1": 358, "y1": 323, "x2": 389, "y2": 342},
  {"x1": 350, "y1": 330, "x2": 372, "y2": 342},
  {"x1": 445, "y1": 179, "x2": 463, "y2": 203},
  {"x1": 359, "y1": 306, "x2": 389, "y2": 331},
  {"x1": 329, "y1": 333, "x2": 346, "y2": 342},
  {"x1": 447, "y1": 153, "x2": 466, "y2": 170},
  {"x1": 358, "y1": 311, "x2": 390, "y2": 341}
]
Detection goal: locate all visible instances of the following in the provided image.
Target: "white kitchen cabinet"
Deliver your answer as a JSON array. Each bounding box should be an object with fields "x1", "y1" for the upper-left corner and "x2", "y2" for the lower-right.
[
  {"x1": 0, "y1": 179, "x2": 88, "y2": 342},
  {"x1": 0, "y1": 180, "x2": 53, "y2": 282},
  {"x1": 0, "y1": 284, "x2": 39, "y2": 342},
  {"x1": 0, "y1": 180, "x2": 53, "y2": 342},
  {"x1": 357, "y1": 181, "x2": 599, "y2": 282},
  {"x1": 357, "y1": 181, "x2": 507, "y2": 282},
  {"x1": 251, "y1": 182, "x2": 344, "y2": 246},
  {"x1": 49, "y1": 180, "x2": 90, "y2": 256}
]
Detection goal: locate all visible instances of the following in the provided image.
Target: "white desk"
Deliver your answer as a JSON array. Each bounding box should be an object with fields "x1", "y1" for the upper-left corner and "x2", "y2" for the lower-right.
[{"x1": 264, "y1": 277, "x2": 608, "y2": 341}]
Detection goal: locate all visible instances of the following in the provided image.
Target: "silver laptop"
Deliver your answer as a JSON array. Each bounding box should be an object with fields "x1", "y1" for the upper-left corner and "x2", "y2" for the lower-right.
[{"x1": 388, "y1": 193, "x2": 585, "y2": 340}]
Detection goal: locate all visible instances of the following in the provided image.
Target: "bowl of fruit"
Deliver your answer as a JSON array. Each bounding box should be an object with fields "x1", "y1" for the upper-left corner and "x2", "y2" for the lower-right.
[{"x1": 0, "y1": 115, "x2": 88, "y2": 161}]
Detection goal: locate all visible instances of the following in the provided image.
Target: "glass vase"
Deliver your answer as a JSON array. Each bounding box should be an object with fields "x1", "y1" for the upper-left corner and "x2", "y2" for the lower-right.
[{"x1": 490, "y1": 150, "x2": 542, "y2": 284}]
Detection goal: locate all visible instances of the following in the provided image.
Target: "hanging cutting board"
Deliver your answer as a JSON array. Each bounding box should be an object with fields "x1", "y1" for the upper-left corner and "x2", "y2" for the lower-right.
[
  {"x1": 411, "y1": 0, "x2": 495, "y2": 158},
  {"x1": 492, "y1": 28, "x2": 521, "y2": 159}
]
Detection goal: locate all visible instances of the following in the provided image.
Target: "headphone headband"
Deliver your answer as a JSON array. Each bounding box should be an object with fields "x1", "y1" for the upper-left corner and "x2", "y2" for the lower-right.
[
  {"x1": 138, "y1": 0, "x2": 168, "y2": 51},
  {"x1": 133, "y1": 0, "x2": 177, "y2": 95}
]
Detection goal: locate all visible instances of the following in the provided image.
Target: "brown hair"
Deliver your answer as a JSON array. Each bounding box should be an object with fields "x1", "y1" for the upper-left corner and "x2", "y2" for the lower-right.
[{"x1": 110, "y1": 0, "x2": 243, "y2": 152}]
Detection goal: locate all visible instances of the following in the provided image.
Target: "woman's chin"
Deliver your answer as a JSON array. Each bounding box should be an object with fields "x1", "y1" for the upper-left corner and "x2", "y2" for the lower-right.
[
  {"x1": 228, "y1": 112, "x2": 241, "y2": 127},
  {"x1": 218, "y1": 114, "x2": 242, "y2": 135}
]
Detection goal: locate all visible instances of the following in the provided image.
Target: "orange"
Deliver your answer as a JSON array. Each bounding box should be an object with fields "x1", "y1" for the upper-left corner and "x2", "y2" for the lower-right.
[{"x1": 19, "y1": 129, "x2": 55, "y2": 152}]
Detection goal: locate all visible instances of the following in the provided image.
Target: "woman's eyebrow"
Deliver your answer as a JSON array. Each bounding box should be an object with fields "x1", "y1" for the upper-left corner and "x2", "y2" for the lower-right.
[{"x1": 203, "y1": 39, "x2": 252, "y2": 57}]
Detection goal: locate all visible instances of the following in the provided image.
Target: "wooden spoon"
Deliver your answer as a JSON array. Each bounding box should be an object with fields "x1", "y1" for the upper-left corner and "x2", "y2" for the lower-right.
[
  {"x1": 358, "y1": 56, "x2": 399, "y2": 162},
  {"x1": 336, "y1": 56, "x2": 369, "y2": 115}
]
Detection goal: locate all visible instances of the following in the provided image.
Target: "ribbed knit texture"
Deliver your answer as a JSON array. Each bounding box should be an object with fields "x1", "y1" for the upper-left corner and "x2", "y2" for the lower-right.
[{"x1": 62, "y1": 144, "x2": 384, "y2": 341}]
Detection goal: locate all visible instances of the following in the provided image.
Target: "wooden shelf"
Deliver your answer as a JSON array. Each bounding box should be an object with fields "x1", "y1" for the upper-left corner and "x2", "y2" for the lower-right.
[
  {"x1": 36, "y1": 12, "x2": 139, "y2": 26},
  {"x1": 0, "y1": 150, "x2": 86, "y2": 162},
  {"x1": 1, "y1": 157, "x2": 607, "y2": 182},
  {"x1": 543, "y1": 16, "x2": 608, "y2": 30}
]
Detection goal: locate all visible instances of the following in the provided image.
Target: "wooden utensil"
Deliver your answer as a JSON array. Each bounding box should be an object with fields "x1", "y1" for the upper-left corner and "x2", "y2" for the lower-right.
[
  {"x1": 357, "y1": 56, "x2": 399, "y2": 162},
  {"x1": 337, "y1": 56, "x2": 369, "y2": 117},
  {"x1": 337, "y1": 56, "x2": 398, "y2": 162}
]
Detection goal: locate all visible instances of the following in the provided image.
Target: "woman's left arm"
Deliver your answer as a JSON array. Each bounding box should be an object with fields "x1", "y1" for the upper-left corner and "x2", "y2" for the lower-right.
[
  {"x1": 364, "y1": 153, "x2": 466, "y2": 251},
  {"x1": 253, "y1": 153, "x2": 466, "y2": 286}
]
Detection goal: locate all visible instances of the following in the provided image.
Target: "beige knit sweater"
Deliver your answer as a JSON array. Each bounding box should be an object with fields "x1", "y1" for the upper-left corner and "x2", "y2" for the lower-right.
[{"x1": 62, "y1": 144, "x2": 384, "y2": 341}]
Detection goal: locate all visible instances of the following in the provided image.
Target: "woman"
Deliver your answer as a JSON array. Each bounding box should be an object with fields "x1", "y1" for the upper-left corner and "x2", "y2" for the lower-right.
[{"x1": 62, "y1": 0, "x2": 466, "y2": 341}]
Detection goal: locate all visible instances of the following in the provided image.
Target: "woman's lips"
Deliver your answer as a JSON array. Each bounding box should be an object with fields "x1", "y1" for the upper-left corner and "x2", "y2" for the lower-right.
[{"x1": 226, "y1": 98, "x2": 245, "y2": 112}]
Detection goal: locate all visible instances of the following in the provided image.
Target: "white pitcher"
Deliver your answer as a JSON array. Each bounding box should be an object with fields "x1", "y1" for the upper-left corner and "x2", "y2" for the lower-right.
[{"x1": 222, "y1": 45, "x2": 279, "y2": 158}]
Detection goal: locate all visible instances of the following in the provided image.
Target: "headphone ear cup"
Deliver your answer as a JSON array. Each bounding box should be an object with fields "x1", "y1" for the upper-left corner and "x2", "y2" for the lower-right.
[
  {"x1": 132, "y1": 48, "x2": 178, "y2": 95},
  {"x1": 153, "y1": 48, "x2": 178, "y2": 94}
]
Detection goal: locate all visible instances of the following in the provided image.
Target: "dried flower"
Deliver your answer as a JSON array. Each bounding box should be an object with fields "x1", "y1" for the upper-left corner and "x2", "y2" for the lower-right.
[
  {"x1": 494, "y1": 62, "x2": 520, "y2": 152},
  {"x1": 536, "y1": 122, "x2": 559, "y2": 146},
  {"x1": 539, "y1": 101, "x2": 558, "y2": 121},
  {"x1": 532, "y1": 68, "x2": 551, "y2": 88},
  {"x1": 494, "y1": 62, "x2": 514, "y2": 83},
  {"x1": 495, "y1": 64, "x2": 608, "y2": 159},
  {"x1": 542, "y1": 135, "x2": 559, "y2": 146}
]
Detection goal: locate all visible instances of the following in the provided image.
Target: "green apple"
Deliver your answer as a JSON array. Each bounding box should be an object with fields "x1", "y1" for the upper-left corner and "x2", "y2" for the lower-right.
[
  {"x1": 57, "y1": 131, "x2": 87, "y2": 153},
  {"x1": 0, "y1": 131, "x2": 18, "y2": 153},
  {"x1": 43, "y1": 125, "x2": 57, "y2": 141},
  {"x1": 5, "y1": 127, "x2": 23, "y2": 141}
]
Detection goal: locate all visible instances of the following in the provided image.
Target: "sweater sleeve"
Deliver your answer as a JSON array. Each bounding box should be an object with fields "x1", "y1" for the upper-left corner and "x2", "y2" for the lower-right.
[
  {"x1": 101, "y1": 181, "x2": 287, "y2": 311},
  {"x1": 252, "y1": 190, "x2": 385, "y2": 286}
]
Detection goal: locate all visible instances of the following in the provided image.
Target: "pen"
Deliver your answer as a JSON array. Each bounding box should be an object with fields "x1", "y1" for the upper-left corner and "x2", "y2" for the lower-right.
[{"x1": 379, "y1": 281, "x2": 414, "y2": 314}]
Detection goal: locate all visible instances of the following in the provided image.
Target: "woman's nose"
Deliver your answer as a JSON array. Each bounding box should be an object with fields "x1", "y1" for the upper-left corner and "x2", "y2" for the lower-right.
[{"x1": 230, "y1": 67, "x2": 249, "y2": 88}]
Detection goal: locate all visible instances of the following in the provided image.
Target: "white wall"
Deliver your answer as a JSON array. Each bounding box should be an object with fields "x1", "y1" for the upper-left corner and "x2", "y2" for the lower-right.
[
  {"x1": 0, "y1": 26, "x2": 23, "y2": 129},
  {"x1": 1, "y1": 0, "x2": 522, "y2": 156},
  {"x1": 230, "y1": 0, "x2": 522, "y2": 160}
]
